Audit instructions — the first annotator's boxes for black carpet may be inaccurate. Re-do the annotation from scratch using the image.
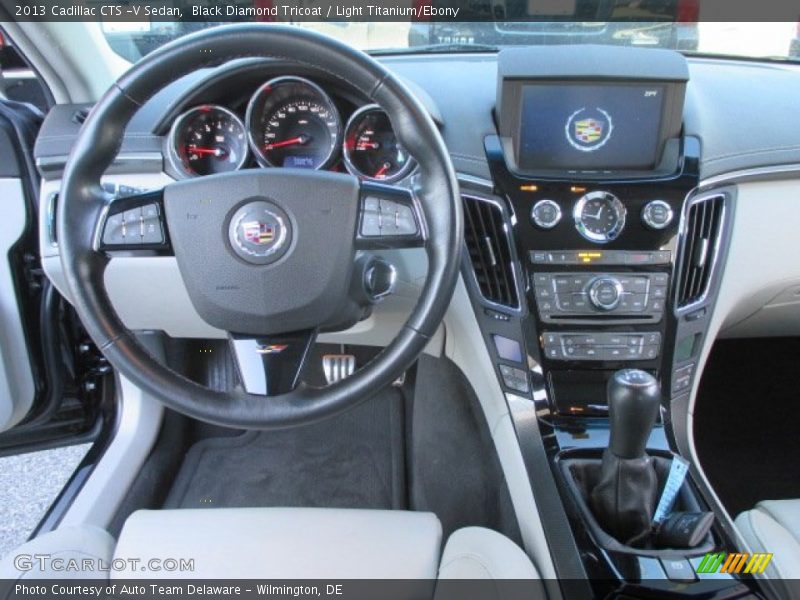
[164,389,406,510]
[694,338,800,518]
[410,355,522,544]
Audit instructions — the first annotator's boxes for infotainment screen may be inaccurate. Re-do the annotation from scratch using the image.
[518,83,666,171]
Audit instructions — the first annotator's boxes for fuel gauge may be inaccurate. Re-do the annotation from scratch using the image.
[343,105,415,183]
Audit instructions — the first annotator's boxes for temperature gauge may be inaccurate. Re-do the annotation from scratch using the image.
[343,105,415,183]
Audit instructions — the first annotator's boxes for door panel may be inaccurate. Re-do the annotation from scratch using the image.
[0,177,35,431]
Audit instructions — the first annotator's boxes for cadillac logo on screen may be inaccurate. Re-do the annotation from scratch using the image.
[565,107,614,152]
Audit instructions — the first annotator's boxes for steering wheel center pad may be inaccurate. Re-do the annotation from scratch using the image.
[166,169,359,335]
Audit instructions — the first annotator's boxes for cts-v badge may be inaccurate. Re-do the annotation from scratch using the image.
[228,199,292,265]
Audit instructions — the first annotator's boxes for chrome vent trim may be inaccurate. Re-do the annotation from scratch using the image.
[462,194,520,310]
[675,193,726,311]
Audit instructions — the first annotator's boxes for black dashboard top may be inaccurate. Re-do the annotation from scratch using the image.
[33,52,800,182]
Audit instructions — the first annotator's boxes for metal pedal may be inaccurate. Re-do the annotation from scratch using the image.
[323,354,356,385]
[392,372,406,387]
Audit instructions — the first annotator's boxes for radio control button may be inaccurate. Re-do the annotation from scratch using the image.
[572,293,589,310]
[556,294,574,310]
[642,345,660,360]
[651,286,667,299]
[589,277,623,310]
[629,277,650,294]
[531,199,562,229]
[642,200,674,230]
[652,273,669,286]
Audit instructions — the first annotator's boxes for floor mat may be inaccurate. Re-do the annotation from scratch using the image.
[694,338,800,518]
[164,389,406,510]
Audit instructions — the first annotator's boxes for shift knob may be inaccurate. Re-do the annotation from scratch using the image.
[607,369,660,459]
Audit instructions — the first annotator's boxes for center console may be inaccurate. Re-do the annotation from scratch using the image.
[487,45,698,417]
[459,45,749,599]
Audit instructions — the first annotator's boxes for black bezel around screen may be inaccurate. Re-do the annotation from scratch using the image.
[499,77,685,178]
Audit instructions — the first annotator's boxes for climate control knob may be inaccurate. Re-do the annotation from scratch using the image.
[588,277,624,311]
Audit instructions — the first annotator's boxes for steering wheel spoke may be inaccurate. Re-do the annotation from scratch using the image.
[355,182,426,250]
[97,188,171,254]
[229,330,317,396]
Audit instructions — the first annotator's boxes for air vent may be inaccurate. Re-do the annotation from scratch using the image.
[676,194,725,309]
[462,195,519,309]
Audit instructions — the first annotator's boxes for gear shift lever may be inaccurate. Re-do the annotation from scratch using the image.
[590,369,661,546]
[607,369,661,458]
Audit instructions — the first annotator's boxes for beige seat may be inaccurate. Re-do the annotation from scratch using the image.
[735,499,800,599]
[1,508,543,598]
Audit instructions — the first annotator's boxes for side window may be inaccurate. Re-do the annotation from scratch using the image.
[0,29,50,113]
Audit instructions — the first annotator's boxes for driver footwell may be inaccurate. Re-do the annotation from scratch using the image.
[163,389,406,510]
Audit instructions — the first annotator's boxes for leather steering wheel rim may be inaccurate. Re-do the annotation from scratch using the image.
[58,24,462,430]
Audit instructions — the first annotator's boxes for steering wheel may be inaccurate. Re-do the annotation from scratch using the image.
[58,25,462,430]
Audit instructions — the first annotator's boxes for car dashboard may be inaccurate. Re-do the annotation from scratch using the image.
[31,40,800,596]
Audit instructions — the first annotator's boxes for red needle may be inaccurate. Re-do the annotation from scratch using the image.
[188,147,221,155]
[374,163,390,178]
[265,135,308,150]
[357,142,379,150]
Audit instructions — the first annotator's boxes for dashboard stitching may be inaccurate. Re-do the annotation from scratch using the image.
[704,144,800,162]
[450,153,488,164]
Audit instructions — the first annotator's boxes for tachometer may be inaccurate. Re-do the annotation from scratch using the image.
[343,105,415,183]
[167,105,248,177]
[246,76,341,170]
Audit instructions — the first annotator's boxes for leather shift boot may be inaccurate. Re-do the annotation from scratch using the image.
[589,449,658,546]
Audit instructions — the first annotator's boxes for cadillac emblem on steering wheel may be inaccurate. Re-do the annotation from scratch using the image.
[228,200,292,265]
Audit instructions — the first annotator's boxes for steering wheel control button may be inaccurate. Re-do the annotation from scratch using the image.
[530,199,562,229]
[141,204,164,244]
[122,208,144,244]
[360,195,418,238]
[642,200,674,230]
[228,200,292,265]
[102,213,126,246]
[589,277,624,311]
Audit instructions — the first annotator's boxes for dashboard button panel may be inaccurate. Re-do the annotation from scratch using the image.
[542,331,662,362]
[533,272,667,322]
[529,249,671,266]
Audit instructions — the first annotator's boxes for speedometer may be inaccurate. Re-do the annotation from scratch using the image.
[246,76,341,170]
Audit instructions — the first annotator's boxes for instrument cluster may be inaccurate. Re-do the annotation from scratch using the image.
[166,75,415,183]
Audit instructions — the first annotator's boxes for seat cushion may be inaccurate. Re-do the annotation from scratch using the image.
[0,526,114,580]
[113,507,442,579]
[736,499,800,580]
[438,527,540,579]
